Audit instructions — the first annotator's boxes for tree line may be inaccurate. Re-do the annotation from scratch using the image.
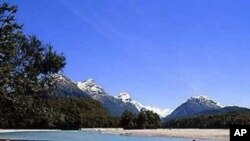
[120,110,161,129]
[163,112,250,129]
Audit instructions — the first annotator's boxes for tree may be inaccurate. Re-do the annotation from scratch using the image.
[0,2,66,127]
[120,110,136,129]
[0,2,66,97]
[0,3,21,98]
[120,110,161,129]
[0,2,24,127]
[145,111,161,129]
[137,111,147,129]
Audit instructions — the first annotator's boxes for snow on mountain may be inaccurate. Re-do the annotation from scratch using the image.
[52,73,69,83]
[50,74,90,98]
[116,92,143,110]
[189,95,223,108]
[77,79,107,96]
[116,92,172,118]
[76,79,171,117]
[164,95,222,120]
[76,79,139,116]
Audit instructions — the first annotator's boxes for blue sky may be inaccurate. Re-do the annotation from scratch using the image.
[11,0,250,109]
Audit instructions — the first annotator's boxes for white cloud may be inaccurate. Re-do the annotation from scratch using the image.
[143,105,172,118]
[117,92,172,118]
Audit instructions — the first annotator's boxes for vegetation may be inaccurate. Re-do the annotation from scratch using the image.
[163,112,250,129]
[120,110,161,129]
[0,2,119,129]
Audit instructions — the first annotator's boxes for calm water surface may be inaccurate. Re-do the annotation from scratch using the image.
[0,131,220,141]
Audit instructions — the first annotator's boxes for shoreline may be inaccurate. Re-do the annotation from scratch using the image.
[0,128,230,140]
[82,128,230,140]
[0,129,60,133]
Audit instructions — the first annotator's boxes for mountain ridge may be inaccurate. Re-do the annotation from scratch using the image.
[76,79,139,116]
[116,92,171,118]
[164,95,222,120]
[52,74,249,120]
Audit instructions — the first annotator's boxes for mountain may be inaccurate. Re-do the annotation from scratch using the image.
[50,74,90,98]
[77,79,139,116]
[165,96,222,120]
[163,106,250,128]
[116,92,171,118]
[196,106,250,115]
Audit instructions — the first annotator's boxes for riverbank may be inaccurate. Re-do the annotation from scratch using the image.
[82,128,229,140]
[0,128,230,140]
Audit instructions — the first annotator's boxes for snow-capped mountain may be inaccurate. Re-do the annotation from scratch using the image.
[116,92,172,118]
[76,79,171,117]
[77,79,139,116]
[50,74,90,98]
[116,92,143,110]
[77,79,107,97]
[164,95,222,120]
[189,96,223,108]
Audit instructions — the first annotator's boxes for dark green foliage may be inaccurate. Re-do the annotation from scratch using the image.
[142,111,161,129]
[120,110,161,129]
[0,2,66,100]
[120,110,137,129]
[137,111,147,129]
[44,98,119,129]
[0,97,119,129]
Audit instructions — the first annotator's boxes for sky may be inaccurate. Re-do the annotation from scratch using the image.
[10,0,250,110]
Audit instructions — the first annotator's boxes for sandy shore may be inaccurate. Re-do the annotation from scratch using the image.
[82,128,230,140]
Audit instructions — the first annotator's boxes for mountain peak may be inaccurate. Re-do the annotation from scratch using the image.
[77,79,106,96]
[188,95,223,108]
[83,78,95,87]
[117,92,132,103]
[165,95,223,120]
[51,74,72,84]
[116,91,171,118]
[86,78,95,83]
[49,74,90,98]
[77,80,139,116]
[190,95,210,101]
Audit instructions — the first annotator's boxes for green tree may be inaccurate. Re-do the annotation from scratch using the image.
[0,2,66,128]
[137,111,147,129]
[145,111,161,129]
[120,110,161,129]
[120,110,136,129]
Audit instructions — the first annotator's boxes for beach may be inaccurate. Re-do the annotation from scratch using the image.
[82,128,230,140]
